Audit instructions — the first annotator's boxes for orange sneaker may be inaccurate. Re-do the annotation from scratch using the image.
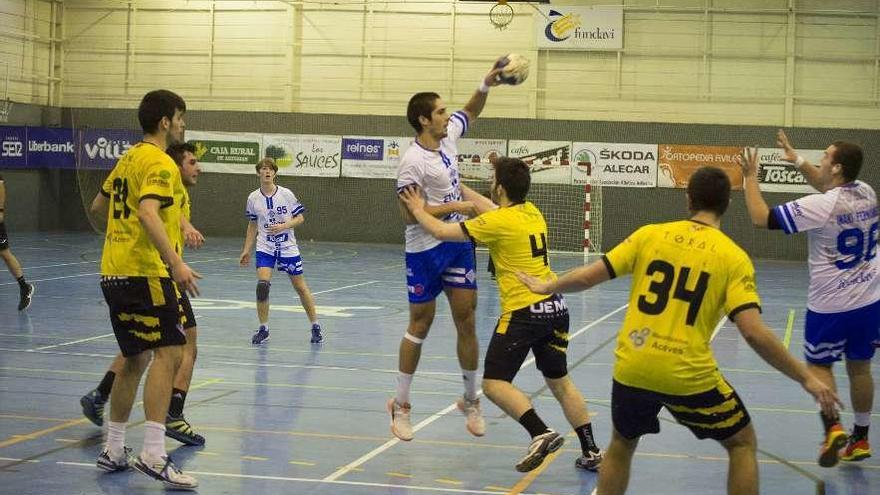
[841,437,871,462]
[818,423,848,468]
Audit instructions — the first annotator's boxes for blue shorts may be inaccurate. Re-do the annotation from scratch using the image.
[405,242,476,304]
[804,299,880,364]
[256,251,303,276]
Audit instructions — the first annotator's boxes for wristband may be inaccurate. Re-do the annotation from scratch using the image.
[795,155,805,167]
[479,80,490,94]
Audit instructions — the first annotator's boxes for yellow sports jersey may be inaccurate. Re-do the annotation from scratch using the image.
[172,185,191,256]
[462,202,557,314]
[100,142,182,277]
[605,220,761,395]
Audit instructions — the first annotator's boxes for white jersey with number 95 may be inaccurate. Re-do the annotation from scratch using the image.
[245,185,305,258]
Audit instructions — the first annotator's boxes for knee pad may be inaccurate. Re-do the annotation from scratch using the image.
[256,280,271,302]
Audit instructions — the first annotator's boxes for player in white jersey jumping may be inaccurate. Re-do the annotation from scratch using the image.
[739,131,878,467]
[240,157,322,345]
[388,60,506,441]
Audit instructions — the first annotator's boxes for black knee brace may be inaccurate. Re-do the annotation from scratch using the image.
[256,280,271,302]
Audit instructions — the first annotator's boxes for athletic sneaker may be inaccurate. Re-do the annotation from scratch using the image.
[80,389,107,427]
[456,396,485,437]
[387,398,413,441]
[818,423,848,468]
[516,430,565,472]
[18,283,34,311]
[575,449,604,471]
[841,436,871,462]
[97,446,131,472]
[165,414,205,446]
[310,323,324,344]
[132,454,198,490]
[251,326,270,345]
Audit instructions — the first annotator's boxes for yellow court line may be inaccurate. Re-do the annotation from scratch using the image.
[783,308,796,349]
[196,451,219,456]
[485,486,513,492]
[289,460,317,466]
[0,414,76,423]
[385,472,413,478]
[435,478,463,486]
[241,455,269,461]
[506,449,563,495]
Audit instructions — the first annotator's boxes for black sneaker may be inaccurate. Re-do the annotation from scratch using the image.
[251,326,269,345]
[310,323,324,344]
[575,449,603,471]
[165,414,205,446]
[515,430,565,472]
[96,446,132,472]
[80,389,107,427]
[18,283,34,311]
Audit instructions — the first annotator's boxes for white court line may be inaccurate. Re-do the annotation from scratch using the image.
[710,317,727,342]
[0,257,238,285]
[53,462,522,494]
[312,280,379,295]
[32,333,115,351]
[214,360,461,376]
[323,303,629,482]
[24,260,97,269]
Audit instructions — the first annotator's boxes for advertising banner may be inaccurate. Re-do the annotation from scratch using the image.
[536,6,623,50]
[508,140,572,184]
[657,144,743,191]
[571,142,657,187]
[187,130,262,174]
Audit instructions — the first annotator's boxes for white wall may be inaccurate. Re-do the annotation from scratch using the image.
[0,0,56,104]
[5,0,880,128]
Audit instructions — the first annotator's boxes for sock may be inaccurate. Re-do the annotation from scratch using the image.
[169,388,187,418]
[820,410,840,434]
[462,369,478,401]
[396,372,413,405]
[575,422,599,453]
[17,276,27,291]
[106,421,126,458]
[96,371,116,398]
[518,408,550,438]
[142,421,167,460]
[853,412,871,440]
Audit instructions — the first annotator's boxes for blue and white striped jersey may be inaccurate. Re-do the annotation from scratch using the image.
[245,185,305,257]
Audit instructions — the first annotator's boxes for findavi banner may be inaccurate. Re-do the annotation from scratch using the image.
[536,6,623,50]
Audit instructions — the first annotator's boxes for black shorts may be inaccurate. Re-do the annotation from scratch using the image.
[0,222,8,251]
[611,379,751,441]
[101,276,186,357]
[178,292,197,330]
[483,294,570,382]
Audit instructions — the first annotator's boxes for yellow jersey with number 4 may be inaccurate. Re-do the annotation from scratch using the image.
[461,201,556,314]
[604,220,761,395]
[100,142,182,277]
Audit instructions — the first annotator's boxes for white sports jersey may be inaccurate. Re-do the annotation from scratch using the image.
[396,110,470,253]
[245,185,305,257]
[773,180,880,313]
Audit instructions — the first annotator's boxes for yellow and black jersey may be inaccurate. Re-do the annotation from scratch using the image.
[100,142,182,277]
[171,185,191,257]
[461,201,557,314]
[604,220,761,395]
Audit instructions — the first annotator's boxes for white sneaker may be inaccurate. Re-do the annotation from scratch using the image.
[387,398,413,441]
[456,396,485,437]
[516,430,565,472]
[132,454,198,490]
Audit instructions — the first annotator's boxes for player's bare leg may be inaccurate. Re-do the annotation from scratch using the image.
[252,267,273,344]
[446,287,484,436]
[291,274,322,343]
[389,301,435,441]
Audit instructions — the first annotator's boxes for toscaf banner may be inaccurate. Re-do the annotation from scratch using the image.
[657,144,744,191]
[187,130,262,174]
[571,142,657,187]
[757,148,822,193]
[507,140,572,184]
[536,6,623,50]
[264,134,341,178]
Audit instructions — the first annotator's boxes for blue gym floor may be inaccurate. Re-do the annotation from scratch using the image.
[0,232,877,494]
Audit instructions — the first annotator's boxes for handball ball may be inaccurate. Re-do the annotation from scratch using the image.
[494,53,530,85]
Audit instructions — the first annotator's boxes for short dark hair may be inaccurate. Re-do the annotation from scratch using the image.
[166,142,196,167]
[406,92,440,133]
[494,157,531,204]
[831,141,863,181]
[256,157,278,173]
[687,166,731,216]
[138,90,186,135]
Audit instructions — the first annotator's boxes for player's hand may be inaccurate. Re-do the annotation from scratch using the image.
[399,186,426,212]
[802,375,844,418]
[485,66,504,88]
[183,227,205,249]
[267,223,288,235]
[239,251,250,267]
[516,272,554,295]
[736,147,759,178]
[171,261,202,297]
[776,129,798,163]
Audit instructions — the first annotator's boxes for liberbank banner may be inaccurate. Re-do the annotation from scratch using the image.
[536,6,623,50]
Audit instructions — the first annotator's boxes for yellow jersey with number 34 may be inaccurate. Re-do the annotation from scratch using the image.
[100,142,182,277]
[604,220,761,395]
[461,201,556,314]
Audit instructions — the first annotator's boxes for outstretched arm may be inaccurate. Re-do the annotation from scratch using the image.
[460,60,504,123]
[777,129,823,191]
[517,258,612,295]
[737,147,771,228]
[399,187,469,241]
